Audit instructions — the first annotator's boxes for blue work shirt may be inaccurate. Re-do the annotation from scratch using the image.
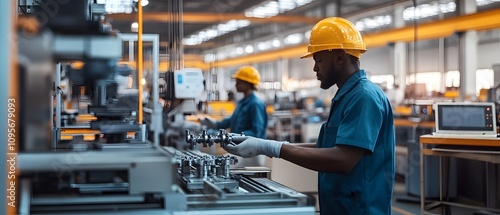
[216,92,267,138]
[317,70,395,215]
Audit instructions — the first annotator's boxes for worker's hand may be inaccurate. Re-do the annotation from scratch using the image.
[223,136,286,158]
[200,117,217,129]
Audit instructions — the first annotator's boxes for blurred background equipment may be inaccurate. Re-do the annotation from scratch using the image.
[9,0,500,214]
[14,0,315,214]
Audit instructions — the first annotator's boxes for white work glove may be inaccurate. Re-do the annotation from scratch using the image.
[223,136,287,158]
[200,117,217,129]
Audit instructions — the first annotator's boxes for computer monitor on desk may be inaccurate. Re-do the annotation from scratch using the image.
[433,102,498,138]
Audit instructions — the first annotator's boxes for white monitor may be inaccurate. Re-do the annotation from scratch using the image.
[433,102,497,137]
[173,68,204,99]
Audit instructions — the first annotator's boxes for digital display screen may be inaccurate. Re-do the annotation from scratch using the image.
[438,105,494,131]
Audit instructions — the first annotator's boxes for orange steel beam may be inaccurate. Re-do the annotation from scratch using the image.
[362,8,500,47]
[108,12,321,24]
[117,60,210,72]
[110,9,500,69]
[212,8,500,68]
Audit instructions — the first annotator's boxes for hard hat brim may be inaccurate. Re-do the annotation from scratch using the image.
[232,75,258,85]
[300,52,313,59]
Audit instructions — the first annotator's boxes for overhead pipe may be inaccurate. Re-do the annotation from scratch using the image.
[108,12,321,24]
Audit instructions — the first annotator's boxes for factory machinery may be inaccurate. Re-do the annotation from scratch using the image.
[18,130,314,214]
[15,0,315,214]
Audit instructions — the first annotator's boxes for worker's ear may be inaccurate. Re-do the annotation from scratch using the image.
[333,50,346,65]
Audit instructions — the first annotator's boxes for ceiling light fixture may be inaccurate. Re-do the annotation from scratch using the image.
[355,15,392,31]
[284,33,303,45]
[245,0,315,18]
[403,1,456,21]
[245,45,254,54]
[131,22,138,32]
[183,20,250,46]
[236,47,244,55]
[272,38,281,47]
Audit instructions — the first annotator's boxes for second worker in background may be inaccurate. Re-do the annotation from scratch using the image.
[202,66,268,167]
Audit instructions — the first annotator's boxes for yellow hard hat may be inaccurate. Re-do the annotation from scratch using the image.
[232,66,260,85]
[301,17,366,59]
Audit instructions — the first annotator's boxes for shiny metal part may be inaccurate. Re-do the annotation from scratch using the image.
[175,150,239,191]
[185,129,247,147]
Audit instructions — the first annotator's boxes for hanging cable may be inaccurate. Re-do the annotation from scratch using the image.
[164,0,184,113]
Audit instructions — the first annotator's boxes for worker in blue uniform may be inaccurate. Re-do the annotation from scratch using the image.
[223,17,395,215]
[203,66,268,166]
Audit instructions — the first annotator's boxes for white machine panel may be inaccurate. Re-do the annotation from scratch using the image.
[174,68,204,99]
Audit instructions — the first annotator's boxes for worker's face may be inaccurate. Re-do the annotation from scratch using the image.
[235,79,250,93]
[313,50,343,89]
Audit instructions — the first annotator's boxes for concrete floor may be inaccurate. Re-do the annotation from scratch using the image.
[310,181,488,215]
[273,154,496,215]
[391,181,494,215]
[391,182,421,215]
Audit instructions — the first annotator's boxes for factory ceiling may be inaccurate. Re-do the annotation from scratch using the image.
[106,0,404,55]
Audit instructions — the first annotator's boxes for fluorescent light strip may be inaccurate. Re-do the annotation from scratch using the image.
[184,20,250,46]
[188,0,317,47]
[245,0,315,18]
[355,15,392,31]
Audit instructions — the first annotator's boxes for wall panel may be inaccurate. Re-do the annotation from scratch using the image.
[361,46,391,75]
[478,42,500,69]
[289,57,315,80]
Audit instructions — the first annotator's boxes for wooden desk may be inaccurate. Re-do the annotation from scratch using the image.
[394,118,435,129]
[419,135,500,214]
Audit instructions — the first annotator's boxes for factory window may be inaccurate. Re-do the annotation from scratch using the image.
[369,75,395,90]
[406,72,442,93]
[476,69,495,94]
[445,71,460,88]
[261,82,282,90]
[446,69,494,95]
